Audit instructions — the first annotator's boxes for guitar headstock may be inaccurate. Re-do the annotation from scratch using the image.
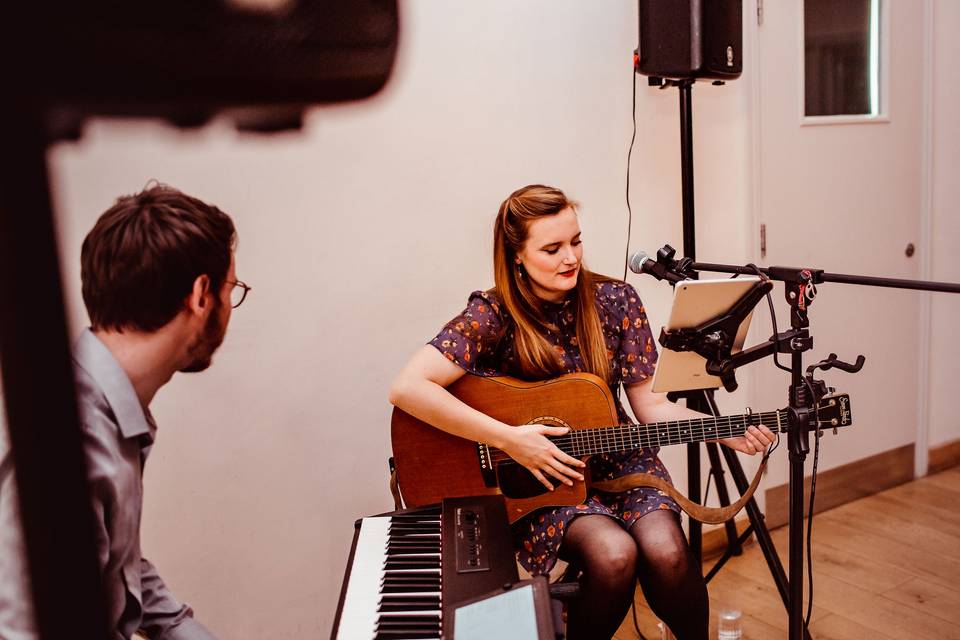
[815,393,853,431]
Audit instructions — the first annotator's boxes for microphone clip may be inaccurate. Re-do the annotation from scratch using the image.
[651,244,696,284]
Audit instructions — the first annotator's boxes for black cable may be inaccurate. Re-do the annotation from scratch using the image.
[704,466,714,505]
[748,264,791,374]
[766,427,782,458]
[0,451,14,513]
[737,264,814,624]
[766,294,792,374]
[735,267,784,454]
[740,261,818,628]
[631,600,649,640]
[738,264,792,374]
[624,57,638,282]
[714,268,786,458]
[803,377,821,628]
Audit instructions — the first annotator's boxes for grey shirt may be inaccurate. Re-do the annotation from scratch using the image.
[0,329,215,639]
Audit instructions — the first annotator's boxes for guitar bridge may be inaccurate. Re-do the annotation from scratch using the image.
[476,443,498,488]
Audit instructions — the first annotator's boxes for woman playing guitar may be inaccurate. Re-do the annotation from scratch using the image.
[389,184,775,640]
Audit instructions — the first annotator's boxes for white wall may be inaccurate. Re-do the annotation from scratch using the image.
[43,3,753,637]
[929,0,960,448]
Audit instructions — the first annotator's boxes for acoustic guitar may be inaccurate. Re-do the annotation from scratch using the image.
[391,373,852,523]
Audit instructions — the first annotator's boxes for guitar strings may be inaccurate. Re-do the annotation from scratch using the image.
[492,413,777,462]
[538,411,782,451]
[487,410,785,464]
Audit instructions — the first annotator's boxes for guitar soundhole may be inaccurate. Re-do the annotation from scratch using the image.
[495,463,549,499]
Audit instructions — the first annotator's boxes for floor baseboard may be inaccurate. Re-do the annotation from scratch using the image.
[764,444,915,529]
[929,438,960,474]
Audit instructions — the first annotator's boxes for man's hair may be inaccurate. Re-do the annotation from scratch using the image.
[81,184,236,332]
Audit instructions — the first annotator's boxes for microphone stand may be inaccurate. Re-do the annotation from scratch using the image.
[643,71,960,639]
[641,65,960,637]
[647,76,813,638]
[647,246,960,640]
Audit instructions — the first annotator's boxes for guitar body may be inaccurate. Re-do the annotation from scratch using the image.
[390,373,619,523]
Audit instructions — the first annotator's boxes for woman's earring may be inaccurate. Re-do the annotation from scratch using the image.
[516,262,525,278]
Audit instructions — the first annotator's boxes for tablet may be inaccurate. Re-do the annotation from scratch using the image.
[447,577,555,640]
[651,276,761,393]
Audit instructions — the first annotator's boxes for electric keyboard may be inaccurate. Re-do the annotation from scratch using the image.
[331,496,518,639]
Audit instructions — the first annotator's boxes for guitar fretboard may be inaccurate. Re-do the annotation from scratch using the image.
[489,409,785,463]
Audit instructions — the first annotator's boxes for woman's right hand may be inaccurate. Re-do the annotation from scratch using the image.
[499,424,586,491]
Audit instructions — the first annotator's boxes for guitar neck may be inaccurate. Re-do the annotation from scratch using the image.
[545,409,786,458]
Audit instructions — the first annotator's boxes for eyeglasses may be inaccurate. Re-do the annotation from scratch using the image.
[226,279,251,308]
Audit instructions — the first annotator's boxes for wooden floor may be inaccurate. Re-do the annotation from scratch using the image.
[614,466,960,640]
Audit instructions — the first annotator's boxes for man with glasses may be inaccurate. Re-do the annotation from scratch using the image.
[0,184,249,639]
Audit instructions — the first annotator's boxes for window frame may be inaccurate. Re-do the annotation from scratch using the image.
[799,0,890,126]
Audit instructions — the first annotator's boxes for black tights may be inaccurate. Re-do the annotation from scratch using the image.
[557,511,708,640]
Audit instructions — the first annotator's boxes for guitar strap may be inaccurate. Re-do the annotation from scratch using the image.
[591,453,768,524]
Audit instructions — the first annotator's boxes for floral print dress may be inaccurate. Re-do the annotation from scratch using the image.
[428,279,681,575]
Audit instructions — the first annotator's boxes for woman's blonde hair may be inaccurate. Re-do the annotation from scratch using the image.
[492,184,612,382]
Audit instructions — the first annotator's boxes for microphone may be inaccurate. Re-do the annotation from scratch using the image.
[628,249,685,284]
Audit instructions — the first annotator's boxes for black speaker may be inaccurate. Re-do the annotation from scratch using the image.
[638,0,743,81]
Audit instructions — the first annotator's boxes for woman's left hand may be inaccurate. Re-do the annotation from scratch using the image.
[720,424,777,455]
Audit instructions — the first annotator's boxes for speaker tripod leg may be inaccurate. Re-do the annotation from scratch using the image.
[679,390,741,566]
[677,391,714,565]
[698,390,811,639]
[705,441,742,556]
[695,390,742,559]
[686,442,702,563]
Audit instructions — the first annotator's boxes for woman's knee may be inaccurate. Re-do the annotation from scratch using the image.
[565,517,638,582]
[604,533,639,577]
[630,512,694,574]
[583,532,638,583]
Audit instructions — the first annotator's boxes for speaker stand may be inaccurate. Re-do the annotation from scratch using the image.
[659,78,811,640]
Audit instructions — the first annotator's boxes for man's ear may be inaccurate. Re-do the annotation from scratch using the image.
[185,274,213,315]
